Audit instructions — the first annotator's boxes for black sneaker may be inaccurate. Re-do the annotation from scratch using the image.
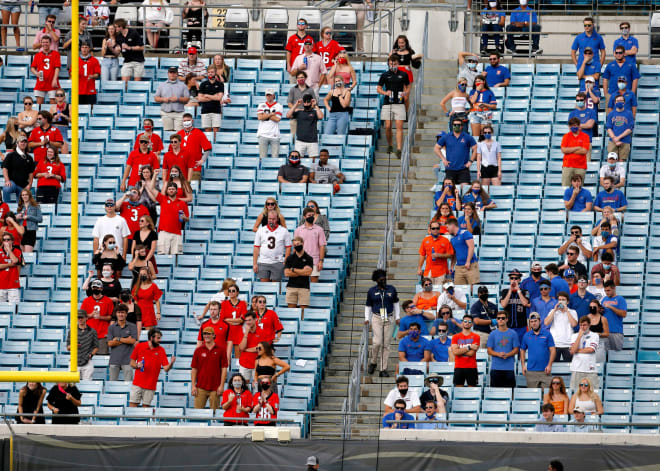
[379,370,390,377]
[387,145,393,154]
[368,363,377,375]
[396,149,402,158]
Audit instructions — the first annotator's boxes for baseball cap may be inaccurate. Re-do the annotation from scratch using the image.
[202,326,215,334]
[306,456,319,466]
[265,88,276,96]
[531,261,543,271]
[607,152,619,160]
[104,198,115,207]
[508,268,522,276]
[187,46,198,54]
[168,66,178,73]
[77,309,87,318]
[91,279,103,289]
[442,281,455,290]
[584,76,595,83]
[17,135,27,142]
[563,268,576,278]
[529,312,541,320]
[477,285,489,294]
[573,406,585,414]
[303,38,313,45]
[584,46,593,53]
[617,76,627,82]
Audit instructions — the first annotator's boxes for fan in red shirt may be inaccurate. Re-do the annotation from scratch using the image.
[28,111,64,163]
[34,146,66,204]
[162,134,190,180]
[30,35,61,104]
[121,139,160,191]
[0,213,23,248]
[221,372,253,424]
[133,119,164,159]
[0,233,22,303]
[450,315,481,387]
[285,18,314,71]
[253,295,284,344]
[132,267,162,328]
[238,312,267,378]
[314,27,345,67]
[0,199,10,223]
[80,279,115,354]
[191,326,229,410]
[115,188,150,239]
[252,378,280,426]
[78,42,101,105]
[177,113,211,181]
[197,301,230,360]
[130,328,176,407]
[145,182,190,255]
[220,286,247,356]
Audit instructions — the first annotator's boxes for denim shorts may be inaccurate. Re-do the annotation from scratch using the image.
[469,110,492,124]
[0,3,21,13]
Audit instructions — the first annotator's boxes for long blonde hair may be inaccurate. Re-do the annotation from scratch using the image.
[4,117,20,144]
[577,377,599,401]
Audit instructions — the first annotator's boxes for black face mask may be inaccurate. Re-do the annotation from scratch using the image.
[531,271,541,279]
[398,388,408,397]
[479,293,489,302]
[138,254,147,260]
[260,382,271,391]
[589,306,598,314]
[294,245,304,253]
[377,279,386,288]
[92,289,102,295]
[140,275,148,281]
[305,216,315,224]
[120,294,130,302]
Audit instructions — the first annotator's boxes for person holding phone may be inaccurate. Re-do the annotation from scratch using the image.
[544,292,578,362]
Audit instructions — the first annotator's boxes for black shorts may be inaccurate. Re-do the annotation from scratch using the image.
[490,369,516,388]
[480,165,499,179]
[22,229,37,247]
[453,367,479,386]
[445,168,471,185]
[79,94,97,105]
[36,186,60,204]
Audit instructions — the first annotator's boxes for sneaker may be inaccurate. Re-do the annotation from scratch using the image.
[396,149,402,158]
[379,370,390,377]
[480,48,488,56]
[498,45,504,54]
[506,45,517,55]
[368,363,377,375]
[387,145,393,153]
[532,47,543,55]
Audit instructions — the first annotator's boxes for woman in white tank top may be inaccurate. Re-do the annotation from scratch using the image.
[440,78,470,133]
[476,124,502,185]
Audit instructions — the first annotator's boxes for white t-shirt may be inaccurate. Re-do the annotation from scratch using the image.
[436,288,467,314]
[548,308,578,347]
[384,387,421,411]
[254,224,292,264]
[458,65,478,88]
[477,140,501,167]
[599,163,626,185]
[562,237,592,265]
[587,286,605,302]
[570,330,599,373]
[592,235,618,263]
[256,101,283,139]
[91,215,131,255]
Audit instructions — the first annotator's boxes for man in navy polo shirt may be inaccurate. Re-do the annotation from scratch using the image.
[571,17,606,68]
[607,77,637,116]
[520,312,556,389]
[434,117,477,185]
[398,322,431,366]
[594,176,628,214]
[613,21,638,65]
[484,52,510,88]
[576,47,601,91]
[602,45,640,96]
[521,261,546,302]
[447,218,479,285]
[563,174,593,212]
[602,280,627,352]
[605,94,634,161]
[569,276,596,318]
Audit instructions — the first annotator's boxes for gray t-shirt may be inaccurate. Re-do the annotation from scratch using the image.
[311,162,340,183]
[458,64,479,88]
[107,321,138,366]
[287,85,318,106]
[278,163,309,183]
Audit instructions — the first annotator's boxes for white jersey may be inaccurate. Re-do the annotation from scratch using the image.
[256,101,283,139]
[254,224,292,264]
[570,331,599,373]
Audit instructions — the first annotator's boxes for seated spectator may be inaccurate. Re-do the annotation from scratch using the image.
[80,279,114,354]
[433,177,461,212]
[278,151,309,184]
[92,234,126,277]
[468,75,497,138]
[568,92,597,154]
[569,315,600,389]
[544,291,578,362]
[606,94,634,161]
[476,125,501,186]
[416,400,447,429]
[254,341,289,391]
[253,296,284,344]
[569,276,597,319]
[252,374,280,426]
[568,377,603,416]
[563,173,592,213]
[567,406,596,432]
[437,280,467,312]
[28,110,63,164]
[252,197,287,232]
[586,298,608,364]
[486,311,519,388]
[130,328,175,408]
[462,180,496,211]
[431,306,461,336]
[458,202,481,236]
[17,382,46,424]
[309,150,344,195]
[195,278,236,322]
[530,280,557,324]
[132,266,162,330]
[398,299,432,339]
[599,152,626,189]
[563,272,577,295]
[558,246,588,280]
[591,220,618,263]
[284,237,313,313]
[221,283,247,358]
[107,304,138,381]
[505,0,542,54]
[221,373,252,425]
[428,323,453,362]
[435,116,477,186]
[470,285,497,347]
[500,269,531,342]
[591,252,619,286]
[286,94,323,161]
[297,200,330,241]
[412,278,441,318]
[418,222,454,282]
[145,181,189,255]
[480,1,505,54]
[323,77,351,135]
[34,146,66,204]
[558,225,592,265]
[594,176,627,214]
[85,264,121,302]
[85,0,110,29]
[47,382,82,424]
[419,375,449,414]
[456,52,479,88]
[138,0,173,49]
[430,203,456,234]
[256,88,283,159]
[544,263,570,298]
[450,314,481,387]
[398,322,431,371]
[294,209,326,283]
[602,46,639,98]
[66,309,99,381]
[383,376,421,414]
[602,281,626,352]
[543,376,569,416]
[535,403,565,432]
[191,326,228,411]
[134,166,159,223]
[382,398,415,429]
[593,204,620,236]
[560,119,589,187]
[587,270,605,301]
[606,76,638,117]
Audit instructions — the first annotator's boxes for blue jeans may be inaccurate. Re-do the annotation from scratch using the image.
[102,57,119,82]
[3,180,23,204]
[325,112,350,135]
[38,6,62,26]
[481,23,503,49]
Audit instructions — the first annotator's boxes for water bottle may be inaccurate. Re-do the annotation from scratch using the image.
[431,247,435,261]
[39,70,44,82]
[303,56,308,67]
[139,357,145,372]
[178,210,184,222]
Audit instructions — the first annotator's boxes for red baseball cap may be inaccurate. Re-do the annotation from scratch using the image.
[188,46,198,54]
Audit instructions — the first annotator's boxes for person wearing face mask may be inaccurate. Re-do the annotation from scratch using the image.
[294,208,326,283]
[456,52,480,88]
[377,55,410,158]
[587,270,605,301]
[417,222,453,284]
[80,279,115,355]
[91,234,126,279]
[468,75,497,138]
[161,165,193,203]
[440,80,470,135]
[580,75,601,110]
[325,50,356,91]
[86,263,122,303]
[519,312,556,389]
[469,285,498,347]
[571,17,606,70]
[433,177,462,212]
[480,0,505,55]
[121,135,160,192]
[397,323,431,373]
[569,276,597,320]
[130,328,176,407]
[605,96,634,161]
[253,210,292,283]
[437,280,467,312]
[544,292,578,363]
[128,244,156,285]
[116,186,150,240]
[33,146,66,204]
[107,304,138,381]
[594,175,628,215]
[591,220,619,264]
[286,94,323,161]
[315,27,346,69]
[92,200,131,257]
[397,300,432,340]
[568,92,597,154]
[520,261,547,302]
[132,267,162,329]
[450,315,481,387]
[133,119,164,159]
[590,252,620,286]
[384,376,421,414]
[365,269,401,377]
[585,299,609,364]
[560,118,589,187]
[257,89,284,159]
[505,0,542,54]
[461,180,496,211]
[428,322,454,362]
[613,21,638,65]
[175,112,211,181]
[119,288,143,334]
[191,326,228,411]
[323,78,351,135]
[284,236,314,314]
[486,311,519,388]
[287,71,318,139]
[601,280,627,353]
[602,46,639,98]
[221,373,252,424]
[382,398,416,429]
[476,125,501,185]
[254,341,289,395]
[252,374,280,426]
[599,152,626,189]
[278,151,310,184]
[27,110,63,164]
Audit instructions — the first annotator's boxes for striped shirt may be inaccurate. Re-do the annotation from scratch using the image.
[178,59,207,79]
[66,326,99,367]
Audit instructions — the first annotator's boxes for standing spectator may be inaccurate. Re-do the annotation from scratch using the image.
[521,261,547,302]
[49,90,70,155]
[0,0,22,50]
[256,88,283,159]
[17,382,47,425]
[468,75,497,138]
[31,36,61,106]
[569,276,596,319]
[461,180,496,211]
[28,110,63,163]
[544,292,578,362]
[132,266,162,329]
[535,403,565,432]
[447,219,479,285]
[80,279,114,354]
[85,0,110,29]
[221,373,252,425]
[430,203,456,234]
[576,47,601,92]
[456,52,479,88]
[238,312,267,382]
[120,289,143,334]
[130,216,157,275]
[382,399,416,429]
[122,134,160,192]
[92,198,130,256]
[66,310,99,381]
[560,118,589,187]
[212,54,231,83]
[162,134,190,180]
[365,269,400,377]
[154,68,190,133]
[116,188,150,241]
[568,92,597,152]
[253,296,284,344]
[323,78,351,135]
[32,14,60,50]
[291,38,327,91]
[287,71,317,139]
[191,326,228,410]
[520,312,556,389]
[326,50,356,91]
[613,21,638,65]
[46,383,82,424]
[563,174,592,212]
[309,150,344,194]
[435,117,477,186]
[107,304,138,381]
[220,284,247,359]
[530,280,557,323]
[284,237,313,313]
[278,151,309,184]
[383,376,421,413]
[198,65,224,140]
[130,328,176,407]
[178,113,211,181]
[114,18,145,84]
[600,152,626,189]
[417,221,453,284]
[77,42,101,106]
[605,94,634,161]
[480,0,505,55]
[500,269,530,343]
[91,235,125,278]
[586,298,609,364]
[476,125,501,185]
[197,301,230,364]
[397,322,431,371]
[286,94,323,161]
[285,18,313,76]
[0,213,23,249]
[569,316,599,389]
[470,285,497,347]
[252,372,280,426]
[571,17,606,70]
[253,210,291,283]
[594,176,628,214]
[543,376,569,416]
[601,281,626,352]
[0,118,22,158]
[101,24,120,81]
[18,97,38,134]
[349,0,370,54]
[145,181,189,254]
[34,146,65,204]
[487,311,519,388]
[377,55,410,158]
[390,35,421,112]
[138,0,173,50]
[252,197,287,232]
[62,17,92,67]
[451,314,481,387]
[15,189,41,253]
[505,0,542,54]
[602,46,639,98]
[294,208,326,283]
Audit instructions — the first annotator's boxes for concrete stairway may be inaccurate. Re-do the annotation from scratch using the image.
[310,59,458,440]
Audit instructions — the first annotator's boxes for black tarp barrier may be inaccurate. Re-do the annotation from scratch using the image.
[3,436,660,470]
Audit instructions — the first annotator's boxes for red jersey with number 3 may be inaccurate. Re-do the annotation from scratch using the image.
[313,40,345,67]
[79,56,101,95]
[119,201,149,238]
[0,246,22,290]
[126,150,160,186]
[80,295,115,338]
[34,159,66,188]
[285,33,314,67]
[29,126,63,163]
[32,49,61,92]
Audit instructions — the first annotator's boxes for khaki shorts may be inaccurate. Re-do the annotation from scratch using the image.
[454,262,480,285]
[34,90,57,100]
[121,61,145,79]
[561,167,586,187]
[201,113,222,129]
[129,385,155,405]
[381,104,406,122]
[190,171,202,181]
[157,231,183,255]
[194,387,220,410]
[607,141,630,161]
[525,370,551,389]
[286,287,310,306]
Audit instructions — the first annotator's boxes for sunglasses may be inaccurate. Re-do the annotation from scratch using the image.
[139,140,149,144]
[266,202,276,206]
[202,332,214,335]
[488,58,498,61]
[614,51,624,54]
[297,22,306,25]
[2,238,11,241]
[496,317,507,320]
[257,300,266,304]
[228,289,238,293]
[580,383,589,387]
[575,100,584,104]
[47,20,55,23]
[324,31,332,35]
[462,320,473,324]
[583,23,593,27]
[509,277,521,281]
[256,347,262,351]
[584,51,593,54]
[567,252,577,256]
[56,93,65,97]
[437,329,448,333]
[440,311,450,316]
[424,406,435,409]
[24,102,33,105]
[540,286,550,290]
[571,231,581,234]
[551,381,561,385]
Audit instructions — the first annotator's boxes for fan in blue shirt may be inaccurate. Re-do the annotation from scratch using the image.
[594,176,628,212]
[601,49,640,95]
[613,23,638,65]
[571,18,606,68]
[435,129,477,172]
[606,100,634,147]
[607,89,637,115]
[382,399,416,429]
[563,174,593,212]
[484,57,510,88]
[576,48,601,91]
[568,95,597,142]
[398,323,431,362]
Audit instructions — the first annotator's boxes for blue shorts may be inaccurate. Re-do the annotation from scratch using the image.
[0,4,21,13]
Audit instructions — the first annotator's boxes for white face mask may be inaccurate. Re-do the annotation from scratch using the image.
[489,1,497,6]
[182,120,193,129]
[102,270,112,278]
